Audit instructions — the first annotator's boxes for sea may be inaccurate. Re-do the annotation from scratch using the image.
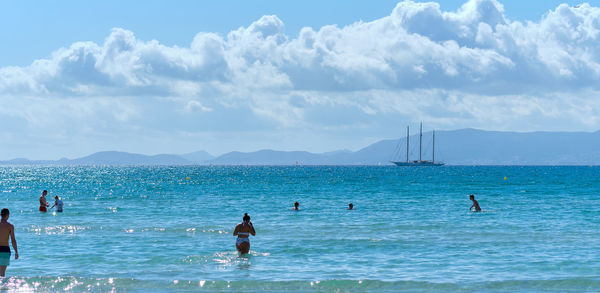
[0,166,599,292]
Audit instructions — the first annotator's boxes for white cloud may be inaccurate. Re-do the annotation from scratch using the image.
[185,100,213,113]
[2,0,600,157]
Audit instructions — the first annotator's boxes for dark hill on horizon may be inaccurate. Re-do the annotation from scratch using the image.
[1,129,600,165]
[70,151,191,165]
[205,129,600,165]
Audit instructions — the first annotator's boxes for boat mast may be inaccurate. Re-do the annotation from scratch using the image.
[419,122,422,162]
[433,130,435,163]
[406,126,409,163]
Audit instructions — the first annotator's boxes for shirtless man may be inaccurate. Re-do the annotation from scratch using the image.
[469,194,482,212]
[0,208,18,277]
[39,190,49,212]
[233,213,255,254]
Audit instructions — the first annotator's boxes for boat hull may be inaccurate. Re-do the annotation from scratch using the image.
[391,161,444,166]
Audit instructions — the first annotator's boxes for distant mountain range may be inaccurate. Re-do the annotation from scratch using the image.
[2,129,600,165]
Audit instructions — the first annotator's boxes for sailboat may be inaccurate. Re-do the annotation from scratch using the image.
[391,123,444,166]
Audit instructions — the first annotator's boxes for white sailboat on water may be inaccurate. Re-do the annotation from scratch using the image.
[391,123,444,166]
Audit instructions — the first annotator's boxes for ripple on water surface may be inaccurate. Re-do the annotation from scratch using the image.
[0,166,599,291]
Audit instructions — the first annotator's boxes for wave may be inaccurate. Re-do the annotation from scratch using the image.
[1,276,600,292]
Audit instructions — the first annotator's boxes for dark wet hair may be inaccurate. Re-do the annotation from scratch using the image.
[1,208,9,217]
[294,201,299,207]
[469,194,475,199]
[243,213,250,222]
[43,190,47,194]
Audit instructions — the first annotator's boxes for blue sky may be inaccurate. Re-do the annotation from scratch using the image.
[1,0,600,159]
[0,0,590,66]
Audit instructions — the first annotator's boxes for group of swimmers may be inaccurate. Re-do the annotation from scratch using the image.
[39,190,64,213]
[0,191,483,276]
[0,190,63,277]
[233,201,354,254]
[234,196,482,254]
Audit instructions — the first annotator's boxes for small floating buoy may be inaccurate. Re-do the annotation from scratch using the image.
[186,177,190,180]
[504,176,507,180]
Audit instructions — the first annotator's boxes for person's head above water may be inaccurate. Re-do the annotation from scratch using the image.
[55,196,59,200]
[243,213,250,223]
[469,194,475,200]
[1,208,9,220]
[348,203,353,209]
[294,201,299,209]
[42,190,47,196]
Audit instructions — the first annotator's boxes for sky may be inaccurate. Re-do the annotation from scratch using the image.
[1,0,600,159]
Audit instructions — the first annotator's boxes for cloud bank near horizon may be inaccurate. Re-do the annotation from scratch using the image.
[2,0,600,157]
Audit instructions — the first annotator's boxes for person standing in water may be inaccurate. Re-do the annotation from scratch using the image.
[50,196,63,212]
[0,208,18,277]
[469,194,482,212]
[233,213,255,254]
[292,201,299,210]
[39,190,49,212]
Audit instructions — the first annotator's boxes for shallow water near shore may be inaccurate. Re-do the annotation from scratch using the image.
[0,166,599,292]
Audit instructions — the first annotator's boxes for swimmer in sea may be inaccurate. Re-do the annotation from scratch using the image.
[292,201,299,210]
[0,208,19,277]
[39,190,49,212]
[233,213,255,254]
[347,203,354,210]
[50,196,63,212]
[469,194,482,212]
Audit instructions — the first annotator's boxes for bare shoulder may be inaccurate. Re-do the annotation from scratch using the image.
[4,222,14,230]
[0,221,12,230]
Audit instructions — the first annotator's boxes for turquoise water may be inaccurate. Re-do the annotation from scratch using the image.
[0,166,599,292]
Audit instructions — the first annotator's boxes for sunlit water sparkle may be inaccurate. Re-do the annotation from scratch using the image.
[0,166,599,292]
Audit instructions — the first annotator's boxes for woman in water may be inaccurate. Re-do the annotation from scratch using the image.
[233,213,255,254]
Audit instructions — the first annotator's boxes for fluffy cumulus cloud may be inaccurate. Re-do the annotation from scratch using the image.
[2,0,600,157]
